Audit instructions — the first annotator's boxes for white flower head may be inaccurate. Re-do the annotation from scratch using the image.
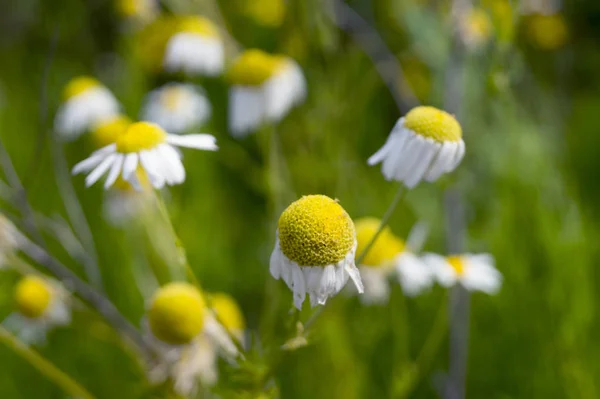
[163,16,224,76]
[368,106,465,188]
[4,275,71,344]
[54,76,120,141]
[423,253,502,295]
[141,83,212,134]
[270,195,363,310]
[72,121,217,190]
[395,252,434,297]
[145,283,237,395]
[353,217,404,305]
[227,49,306,137]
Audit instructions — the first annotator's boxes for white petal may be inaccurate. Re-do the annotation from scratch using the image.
[291,265,306,310]
[167,134,218,151]
[422,253,457,287]
[345,263,364,293]
[269,245,282,280]
[424,141,457,182]
[403,140,440,188]
[85,154,116,187]
[393,134,427,183]
[319,265,337,297]
[104,154,124,189]
[122,153,139,180]
[159,144,186,184]
[139,150,165,189]
[448,139,465,171]
[72,148,113,175]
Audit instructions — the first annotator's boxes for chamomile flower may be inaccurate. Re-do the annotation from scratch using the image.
[0,214,20,268]
[209,292,245,342]
[72,121,218,190]
[163,16,224,76]
[368,106,465,188]
[423,253,502,294]
[146,283,237,394]
[354,218,432,303]
[54,76,120,140]
[459,8,493,50]
[227,49,306,136]
[4,275,71,344]
[270,195,363,310]
[141,83,212,134]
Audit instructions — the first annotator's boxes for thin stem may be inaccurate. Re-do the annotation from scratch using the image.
[356,184,405,265]
[0,325,96,399]
[153,192,199,286]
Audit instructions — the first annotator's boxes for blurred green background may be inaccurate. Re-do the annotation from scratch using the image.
[1,0,599,398]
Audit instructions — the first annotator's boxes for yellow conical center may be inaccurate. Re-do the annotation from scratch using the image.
[62,76,100,101]
[447,256,465,276]
[355,217,405,267]
[243,0,285,27]
[465,9,492,43]
[161,86,187,111]
[403,106,462,142]
[278,195,355,267]
[527,14,568,50]
[92,115,132,148]
[210,292,245,333]
[148,282,206,345]
[176,16,219,38]
[115,122,166,153]
[227,49,287,86]
[14,275,52,319]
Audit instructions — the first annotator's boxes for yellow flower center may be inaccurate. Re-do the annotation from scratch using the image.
[161,86,187,111]
[62,76,100,101]
[278,195,355,267]
[227,49,287,86]
[92,115,132,148]
[111,168,151,192]
[527,14,568,50]
[243,0,285,27]
[115,122,167,153]
[465,9,492,43]
[148,282,206,345]
[14,275,52,319]
[355,217,405,267]
[403,106,462,142]
[177,16,219,38]
[447,256,465,276]
[209,292,245,333]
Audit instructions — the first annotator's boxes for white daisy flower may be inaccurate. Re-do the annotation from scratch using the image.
[4,275,71,344]
[353,218,433,303]
[54,76,120,141]
[0,214,20,268]
[146,283,238,395]
[423,253,502,294]
[368,106,466,189]
[270,195,363,310]
[141,83,212,134]
[163,16,224,76]
[72,121,218,190]
[227,49,306,137]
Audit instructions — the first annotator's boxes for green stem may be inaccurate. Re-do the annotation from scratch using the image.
[356,184,405,265]
[394,299,448,398]
[153,192,199,287]
[0,325,95,399]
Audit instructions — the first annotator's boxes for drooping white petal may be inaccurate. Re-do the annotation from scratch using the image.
[104,154,124,189]
[122,153,139,181]
[291,265,306,310]
[424,140,457,182]
[85,154,116,187]
[403,138,440,188]
[167,134,218,151]
[158,144,186,184]
[345,263,364,294]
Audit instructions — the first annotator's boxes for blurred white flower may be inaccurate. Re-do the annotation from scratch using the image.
[368,106,465,188]
[103,172,153,226]
[396,252,434,297]
[54,76,120,141]
[227,49,306,137]
[72,121,217,190]
[141,83,212,134]
[145,283,238,395]
[4,275,71,344]
[270,195,363,310]
[422,253,502,294]
[163,16,224,76]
